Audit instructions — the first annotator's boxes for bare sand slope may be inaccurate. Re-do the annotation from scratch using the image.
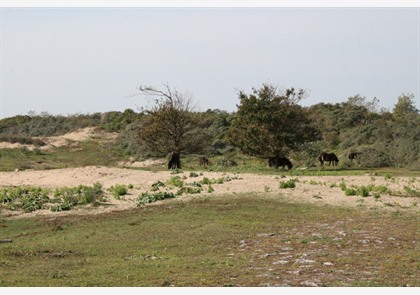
[1,166,418,219]
[0,127,118,151]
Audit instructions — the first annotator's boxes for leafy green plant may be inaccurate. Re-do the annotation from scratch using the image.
[151,180,165,191]
[52,182,104,211]
[136,191,176,206]
[108,184,128,199]
[177,187,202,195]
[167,176,184,188]
[344,188,357,196]
[279,179,297,189]
[339,180,347,191]
[207,185,215,193]
[0,186,50,212]
[200,177,212,185]
[371,185,390,194]
[357,186,370,197]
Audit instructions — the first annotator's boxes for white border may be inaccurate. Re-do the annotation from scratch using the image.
[0,0,419,8]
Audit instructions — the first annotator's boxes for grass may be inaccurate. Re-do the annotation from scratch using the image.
[0,193,418,287]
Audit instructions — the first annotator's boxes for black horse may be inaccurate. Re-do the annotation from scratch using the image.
[268,157,293,170]
[318,153,339,166]
[168,151,181,169]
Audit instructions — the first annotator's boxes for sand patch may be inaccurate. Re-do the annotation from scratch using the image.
[1,166,418,219]
[0,127,118,151]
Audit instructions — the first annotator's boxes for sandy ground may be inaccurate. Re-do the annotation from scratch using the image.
[1,165,419,219]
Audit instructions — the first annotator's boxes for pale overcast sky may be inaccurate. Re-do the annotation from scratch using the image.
[0,4,419,118]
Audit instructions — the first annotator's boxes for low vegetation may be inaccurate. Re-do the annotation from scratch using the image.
[0,183,106,213]
[0,194,418,287]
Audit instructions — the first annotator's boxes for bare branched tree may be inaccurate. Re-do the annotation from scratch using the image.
[135,83,203,155]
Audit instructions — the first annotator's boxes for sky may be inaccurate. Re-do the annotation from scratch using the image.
[0,2,419,118]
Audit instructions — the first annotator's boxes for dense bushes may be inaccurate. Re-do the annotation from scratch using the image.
[307,97,419,169]
[0,113,101,137]
[0,109,143,137]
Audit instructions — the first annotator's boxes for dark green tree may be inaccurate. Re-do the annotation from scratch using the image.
[228,84,320,158]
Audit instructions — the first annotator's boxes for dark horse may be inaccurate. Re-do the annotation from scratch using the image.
[168,151,181,169]
[318,153,339,166]
[268,157,293,170]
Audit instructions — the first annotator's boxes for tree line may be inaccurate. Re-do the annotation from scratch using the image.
[0,83,418,169]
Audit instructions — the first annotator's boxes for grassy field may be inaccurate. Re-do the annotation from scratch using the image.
[0,193,418,287]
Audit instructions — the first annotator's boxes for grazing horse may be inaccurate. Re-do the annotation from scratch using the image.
[318,153,339,166]
[168,151,181,169]
[268,157,293,170]
[198,156,212,167]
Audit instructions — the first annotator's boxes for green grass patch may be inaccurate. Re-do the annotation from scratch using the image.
[0,194,418,287]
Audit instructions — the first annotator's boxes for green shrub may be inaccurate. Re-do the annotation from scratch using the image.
[344,188,357,196]
[339,180,347,191]
[371,185,390,194]
[151,181,165,191]
[357,186,370,197]
[200,177,212,185]
[207,185,215,193]
[279,179,296,189]
[166,176,184,188]
[136,191,176,206]
[108,184,128,199]
[177,187,202,195]
[52,182,104,211]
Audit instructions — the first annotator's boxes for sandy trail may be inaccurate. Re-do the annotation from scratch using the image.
[0,166,418,219]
